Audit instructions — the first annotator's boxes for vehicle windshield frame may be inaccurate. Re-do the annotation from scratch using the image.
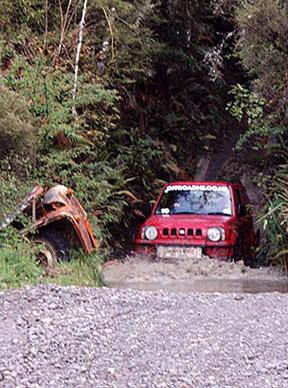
[154,184,233,216]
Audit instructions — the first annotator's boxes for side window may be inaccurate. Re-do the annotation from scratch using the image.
[234,189,245,217]
[241,189,249,205]
[241,189,253,214]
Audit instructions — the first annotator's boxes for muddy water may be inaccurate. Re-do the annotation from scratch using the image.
[104,256,288,294]
[106,278,288,294]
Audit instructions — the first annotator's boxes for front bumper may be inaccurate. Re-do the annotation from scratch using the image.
[133,242,235,259]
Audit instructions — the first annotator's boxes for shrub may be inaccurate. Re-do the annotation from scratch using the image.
[256,166,288,269]
[0,80,36,158]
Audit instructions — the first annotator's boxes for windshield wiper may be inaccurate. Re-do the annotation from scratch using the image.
[172,211,199,215]
[207,212,230,216]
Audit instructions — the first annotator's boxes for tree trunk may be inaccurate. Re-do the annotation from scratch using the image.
[72,0,88,116]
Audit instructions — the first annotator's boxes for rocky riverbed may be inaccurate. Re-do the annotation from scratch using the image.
[1,283,288,387]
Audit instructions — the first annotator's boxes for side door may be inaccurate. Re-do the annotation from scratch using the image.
[240,188,255,251]
[233,188,247,253]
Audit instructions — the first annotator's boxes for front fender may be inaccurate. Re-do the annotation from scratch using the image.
[229,228,238,246]
[24,209,97,254]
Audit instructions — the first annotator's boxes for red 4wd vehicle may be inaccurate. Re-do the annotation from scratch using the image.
[133,181,259,266]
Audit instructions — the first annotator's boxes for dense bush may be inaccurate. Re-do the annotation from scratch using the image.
[256,166,288,269]
[226,0,288,267]
[0,80,35,158]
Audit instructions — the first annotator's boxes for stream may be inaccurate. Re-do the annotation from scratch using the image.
[104,256,288,294]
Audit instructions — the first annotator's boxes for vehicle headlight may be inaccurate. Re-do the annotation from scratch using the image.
[207,227,225,242]
[143,226,158,240]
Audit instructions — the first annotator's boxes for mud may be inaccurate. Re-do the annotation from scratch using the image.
[104,256,288,294]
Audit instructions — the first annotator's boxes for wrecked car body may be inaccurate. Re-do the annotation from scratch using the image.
[0,185,97,265]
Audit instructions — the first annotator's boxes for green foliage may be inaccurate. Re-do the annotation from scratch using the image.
[256,166,288,269]
[235,0,288,99]
[70,249,103,286]
[0,0,46,37]
[84,0,159,83]
[0,229,104,289]
[41,249,104,287]
[227,84,270,150]
[0,229,43,288]
[228,0,288,270]
[0,154,36,222]
[234,0,288,137]
[39,75,121,153]
[2,48,130,251]
[227,87,288,169]
[62,160,134,242]
[0,79,35,158]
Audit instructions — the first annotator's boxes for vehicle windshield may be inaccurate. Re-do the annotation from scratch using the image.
[155,184,232,216]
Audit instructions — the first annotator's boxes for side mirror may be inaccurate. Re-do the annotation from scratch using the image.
[237,204,246,217]
[142,203,153,218]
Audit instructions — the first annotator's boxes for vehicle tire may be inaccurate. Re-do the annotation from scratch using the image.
[34,230,71,265]
[254,229,261,248]
[232,236,243,262]
[243,247,256,268]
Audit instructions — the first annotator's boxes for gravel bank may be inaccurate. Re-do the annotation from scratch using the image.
[1,284,288,387]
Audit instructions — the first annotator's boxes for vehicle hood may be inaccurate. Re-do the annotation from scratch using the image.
[142,214,233,228]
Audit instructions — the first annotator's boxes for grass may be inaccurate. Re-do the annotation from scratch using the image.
[0,232,104,289]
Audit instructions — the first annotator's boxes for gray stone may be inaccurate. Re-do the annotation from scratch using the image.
[0,285,288,387]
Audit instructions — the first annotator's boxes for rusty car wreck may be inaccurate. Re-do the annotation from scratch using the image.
[0,185,97,265]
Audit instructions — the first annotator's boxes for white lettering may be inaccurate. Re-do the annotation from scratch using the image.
[164,184,228,193]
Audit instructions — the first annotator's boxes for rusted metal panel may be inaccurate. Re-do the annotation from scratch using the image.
[1,184,97,256]
[0,186,44,231]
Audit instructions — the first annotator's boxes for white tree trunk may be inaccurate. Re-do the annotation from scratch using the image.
[72,0,88,116]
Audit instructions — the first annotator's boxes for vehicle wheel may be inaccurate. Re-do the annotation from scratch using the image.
[243,247,256,268]
[254,229,261,248]
[34,237,58,266]
[34,230,71,265]
[232,236,243,262]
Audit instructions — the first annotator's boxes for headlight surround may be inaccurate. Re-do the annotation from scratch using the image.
[143,226,158,240]
[207,227,225,242]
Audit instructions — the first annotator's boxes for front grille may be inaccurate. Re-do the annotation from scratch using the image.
[163,228,169,236]
[188,228,193,236]
[162,228,202,238]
